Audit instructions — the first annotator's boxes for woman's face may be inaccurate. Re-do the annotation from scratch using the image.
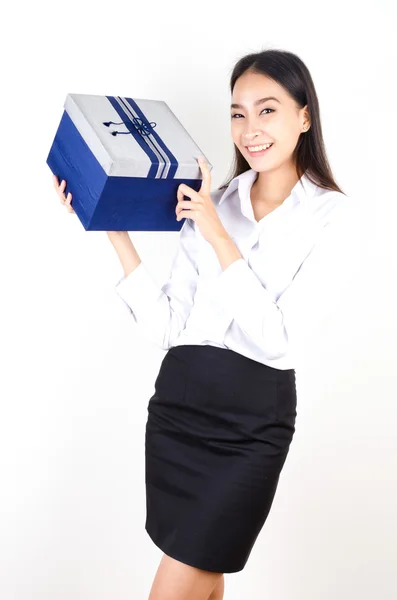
[230,71,310,171]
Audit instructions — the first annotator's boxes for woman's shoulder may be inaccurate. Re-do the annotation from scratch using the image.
[313,187,359,222]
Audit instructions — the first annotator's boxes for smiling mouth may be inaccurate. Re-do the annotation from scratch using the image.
[245,143,274,156]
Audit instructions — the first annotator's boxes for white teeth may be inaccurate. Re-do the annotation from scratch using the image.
[248,143,273,152]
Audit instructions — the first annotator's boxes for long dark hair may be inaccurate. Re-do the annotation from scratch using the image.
[218,49,346,196]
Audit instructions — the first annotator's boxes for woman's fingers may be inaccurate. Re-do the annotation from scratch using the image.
[52,175,75,213]
[52,175,66,199]
[66,192,75,213]
[59,179,66,199]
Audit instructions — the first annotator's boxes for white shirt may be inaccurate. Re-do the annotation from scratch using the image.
[115,169,363,369]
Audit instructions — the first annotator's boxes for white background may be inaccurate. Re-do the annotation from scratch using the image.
[1,0,396,598]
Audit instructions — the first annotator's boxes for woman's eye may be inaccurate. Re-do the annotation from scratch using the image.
[231,108,274,119]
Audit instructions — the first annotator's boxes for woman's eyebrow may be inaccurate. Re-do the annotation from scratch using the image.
[230,96,281,109]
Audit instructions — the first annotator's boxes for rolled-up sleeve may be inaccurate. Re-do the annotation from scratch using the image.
[115,217,199,349]
[216,198,363,359]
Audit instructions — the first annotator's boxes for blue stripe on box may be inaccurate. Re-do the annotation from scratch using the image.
[46,109,202,231]
[106,96,178,180]
[123,97,178,179]
[124,97,178,179]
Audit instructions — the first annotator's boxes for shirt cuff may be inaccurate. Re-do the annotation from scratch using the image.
[115,262,163,314]
[216,257,276,311]
[215,257,285,355]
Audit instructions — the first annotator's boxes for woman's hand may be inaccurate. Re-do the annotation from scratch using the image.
[176,158,230,246]
[51,174,129,241]
[53,175,75,213]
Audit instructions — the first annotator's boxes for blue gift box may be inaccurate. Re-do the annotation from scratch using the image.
[46,93,213,231]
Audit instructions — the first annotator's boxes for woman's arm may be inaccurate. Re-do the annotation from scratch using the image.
[107,231,142,277]
[214,197,363,360]
[113,219,200,349]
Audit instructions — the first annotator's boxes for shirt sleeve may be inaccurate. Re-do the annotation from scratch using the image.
[114,217,199,349]
[215,197,363,360]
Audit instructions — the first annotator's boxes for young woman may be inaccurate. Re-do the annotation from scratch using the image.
[54,49,359,600]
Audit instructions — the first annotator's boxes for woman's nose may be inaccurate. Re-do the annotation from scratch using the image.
[243,132,261,143]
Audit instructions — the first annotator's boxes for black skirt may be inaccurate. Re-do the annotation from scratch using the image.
[145,343,297,574]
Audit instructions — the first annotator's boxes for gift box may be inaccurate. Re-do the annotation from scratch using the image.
[46,93,213,231]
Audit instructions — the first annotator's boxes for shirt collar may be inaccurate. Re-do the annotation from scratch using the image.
[217,168,318,207]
